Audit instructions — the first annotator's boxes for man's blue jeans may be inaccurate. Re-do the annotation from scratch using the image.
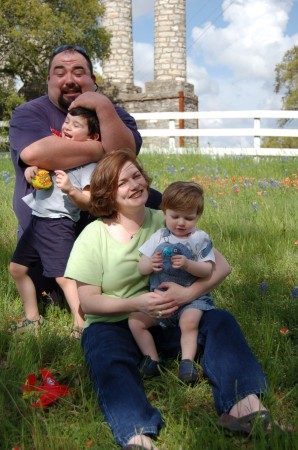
[82,309,268,447]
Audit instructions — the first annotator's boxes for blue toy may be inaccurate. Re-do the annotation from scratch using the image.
[150,242,197,291]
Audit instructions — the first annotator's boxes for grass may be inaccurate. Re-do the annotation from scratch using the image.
[0,151,297,449]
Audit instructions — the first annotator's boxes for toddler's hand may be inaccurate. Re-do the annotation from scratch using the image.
[24,166,39,184]
[171,255,188,270]
[55,170,73,194]
[151,251,163,272]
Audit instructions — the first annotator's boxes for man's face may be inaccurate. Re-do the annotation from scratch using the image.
[47,50,96,112]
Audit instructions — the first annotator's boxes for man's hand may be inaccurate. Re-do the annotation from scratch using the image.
[68,92,105,113]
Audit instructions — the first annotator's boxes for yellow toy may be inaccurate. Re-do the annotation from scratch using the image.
[32,169,52,190]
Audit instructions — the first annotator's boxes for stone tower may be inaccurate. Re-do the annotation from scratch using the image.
[101,0,198,148]
[101,0,140,93]
[154,0,186,83]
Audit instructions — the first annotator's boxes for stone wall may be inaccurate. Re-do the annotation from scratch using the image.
[101,0,198,148]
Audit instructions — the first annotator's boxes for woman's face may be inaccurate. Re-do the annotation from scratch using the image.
[116,161,149,211]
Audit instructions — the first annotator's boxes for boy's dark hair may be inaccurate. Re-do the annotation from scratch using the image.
[68,107,101,140]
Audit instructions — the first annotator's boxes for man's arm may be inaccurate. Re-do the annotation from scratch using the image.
[21,136,103,170]
[69,92,138,153]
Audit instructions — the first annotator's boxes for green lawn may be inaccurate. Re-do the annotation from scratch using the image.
[0,153,297,449]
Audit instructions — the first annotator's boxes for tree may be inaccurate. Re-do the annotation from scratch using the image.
[0,79,25,120]
[262,46,298,149]
[0,0,111,101]
[275,46,298,117]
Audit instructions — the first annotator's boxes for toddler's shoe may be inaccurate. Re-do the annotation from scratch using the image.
[178,359,198,384]
[139,355,161,377]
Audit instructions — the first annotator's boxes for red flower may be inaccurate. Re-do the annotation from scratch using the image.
[280,328,289,335]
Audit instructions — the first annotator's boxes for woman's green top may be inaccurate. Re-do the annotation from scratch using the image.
[65,208,164,326]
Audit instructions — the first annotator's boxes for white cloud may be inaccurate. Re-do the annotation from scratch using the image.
[189,0,298,110]
[187,57,219,97]
[132,0,154,18]
[129,0,298,147]
[133,42,154,90]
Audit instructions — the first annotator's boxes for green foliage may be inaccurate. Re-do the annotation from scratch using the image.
[275,46,298,114]
[262,45,298,149]
[0,0,110,101]
[262,135,298,149]
[1,154,298,449]
[0,79,25,121]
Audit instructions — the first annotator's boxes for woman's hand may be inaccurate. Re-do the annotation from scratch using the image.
[78,283,178,319]
[137,291,178,319]
[155,282,195,308]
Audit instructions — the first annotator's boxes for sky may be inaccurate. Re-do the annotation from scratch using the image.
[131,0,298,113]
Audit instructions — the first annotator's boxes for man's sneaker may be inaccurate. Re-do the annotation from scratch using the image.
[8,315,44,333]
[139,355,161,377]
[178,359,198,384]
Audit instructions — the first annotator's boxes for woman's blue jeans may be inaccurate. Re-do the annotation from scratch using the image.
[82,309,268,447]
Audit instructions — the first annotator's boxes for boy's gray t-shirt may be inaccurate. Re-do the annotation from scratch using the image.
[22,163,96,222]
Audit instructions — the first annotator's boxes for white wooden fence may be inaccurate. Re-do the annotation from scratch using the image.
[131,110,298,156]
[1,111,298,156]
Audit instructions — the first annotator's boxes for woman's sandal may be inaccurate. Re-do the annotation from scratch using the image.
[122,446,155,450]
[217,410,271,435]
[8,315,44,333]
[70,326,84,340]
[122,446,148,449]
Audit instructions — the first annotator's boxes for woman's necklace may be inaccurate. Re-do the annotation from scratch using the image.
[120,223,141,239]
[118,211,146,239]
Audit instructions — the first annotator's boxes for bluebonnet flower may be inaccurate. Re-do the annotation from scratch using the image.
[269,179,280,187]
[259,281,268,294]
[252,202,258,211]
[2,171,14,184]
[167,166,176,174]
[292,287,298,299]
[209,199,218,208]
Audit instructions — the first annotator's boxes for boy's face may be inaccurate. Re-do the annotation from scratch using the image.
[164,208,199,238]
[61,114,91,141]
